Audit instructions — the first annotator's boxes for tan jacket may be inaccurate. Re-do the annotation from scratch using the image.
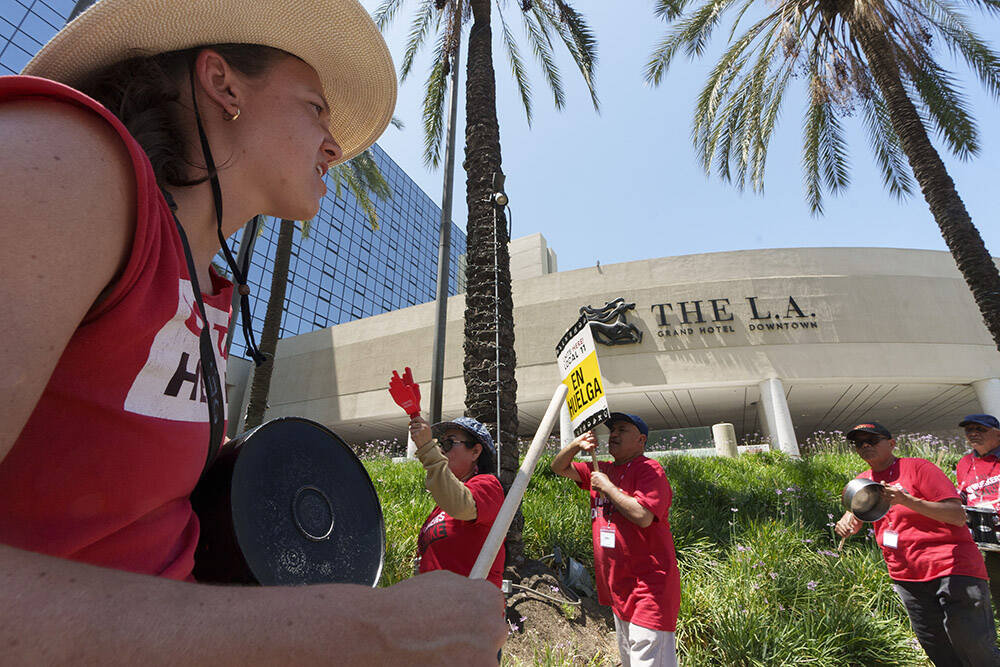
[414,439,477,521]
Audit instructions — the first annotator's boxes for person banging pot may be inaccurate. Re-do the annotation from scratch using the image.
[408,415,506,588]
[834,422,1000,666]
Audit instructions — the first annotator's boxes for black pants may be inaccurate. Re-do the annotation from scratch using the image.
[984,551,1000,616]
[893,575,1000,667]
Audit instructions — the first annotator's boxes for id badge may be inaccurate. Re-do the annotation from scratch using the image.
[600,526,616,548]
[883,530,899,549]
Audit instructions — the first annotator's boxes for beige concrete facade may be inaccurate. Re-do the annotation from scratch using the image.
[230,247,1000,448]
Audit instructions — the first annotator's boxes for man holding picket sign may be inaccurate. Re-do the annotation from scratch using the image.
[552,314,680,666]
[551,413,680,667]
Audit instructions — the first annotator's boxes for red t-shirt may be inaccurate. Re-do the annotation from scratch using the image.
[956,450,1000,510]
[417,474,506,588]
[0,76,232,580]
[858,458,986,582]
[573,456,680,632]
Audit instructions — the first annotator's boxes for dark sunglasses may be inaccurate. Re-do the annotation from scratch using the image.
[438,436,476,453]
[852,436,886,447]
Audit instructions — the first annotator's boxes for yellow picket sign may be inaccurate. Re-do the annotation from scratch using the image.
[563,350,604,421]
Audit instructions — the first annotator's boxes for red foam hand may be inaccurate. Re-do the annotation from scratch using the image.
[389,367,421,417]
[403,367,421,404]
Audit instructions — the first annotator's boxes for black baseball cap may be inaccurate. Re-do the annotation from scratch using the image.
[846,422,892,441]
[959,414,1000,429]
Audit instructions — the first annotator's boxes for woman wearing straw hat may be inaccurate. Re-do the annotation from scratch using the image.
[408,416,506,588]
[0,0,503,662]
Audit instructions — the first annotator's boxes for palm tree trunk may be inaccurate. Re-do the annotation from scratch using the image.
[464,0,523,563]
[854,23,1000,351]
[243,218,296,429]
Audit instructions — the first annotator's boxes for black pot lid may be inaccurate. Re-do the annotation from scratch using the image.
[229,417,385,586]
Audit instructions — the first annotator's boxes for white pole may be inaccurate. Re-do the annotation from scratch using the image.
[559,402,572,447]
[758,378,800,458]
[406,429,417,459]
[470,384,568,579]
[973,379,1000,417]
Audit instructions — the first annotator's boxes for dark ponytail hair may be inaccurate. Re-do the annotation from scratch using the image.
[77,44,288,190]
[476,447,496,476]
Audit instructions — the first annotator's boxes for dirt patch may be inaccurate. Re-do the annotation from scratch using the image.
[503,559,618,665]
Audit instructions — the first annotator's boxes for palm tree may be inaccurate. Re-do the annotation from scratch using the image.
[646,0,1000,350]
[374,0,598,562]
[243,150,390,429]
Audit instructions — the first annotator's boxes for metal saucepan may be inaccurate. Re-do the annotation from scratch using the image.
[842,478,890,522]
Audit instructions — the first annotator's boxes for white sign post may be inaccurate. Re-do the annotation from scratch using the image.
[555,316,610,437]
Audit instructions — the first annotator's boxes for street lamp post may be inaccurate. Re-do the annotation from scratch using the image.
[429,0,463,425]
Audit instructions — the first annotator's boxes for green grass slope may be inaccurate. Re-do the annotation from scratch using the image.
[364,439,966,665]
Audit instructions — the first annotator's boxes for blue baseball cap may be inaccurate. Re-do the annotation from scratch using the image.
[959,414,1000,429]
[606,412,649,437]
[432,416,497,473]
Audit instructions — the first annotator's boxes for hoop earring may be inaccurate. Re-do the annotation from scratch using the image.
[224,106,241,121]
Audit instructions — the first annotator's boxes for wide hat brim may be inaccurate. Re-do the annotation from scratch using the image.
[21,0,396,165]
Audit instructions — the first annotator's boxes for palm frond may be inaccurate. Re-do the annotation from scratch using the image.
[921,0,1000,100]
[712,83,751,184]
[521,8,566,109]
[802,70,851,215]
[858,73,915,199]
[693,51,751,174]
[725,0,759,43]
[645,0,745,85]
[373,0,409,30]
[690,12,780,170]
[909,60,979,159]
[924,0,1000,17]
[751,59,795,191]
[399,0,438,83]
[329,150,391,230]
[735,23,782,190]
[542,0,600,109]
[496,1,534,124]
[802,89,825,215]
[421,40,450,168]
[653,0,690,21]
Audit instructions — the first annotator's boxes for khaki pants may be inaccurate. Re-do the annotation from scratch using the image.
[613,614,677,667]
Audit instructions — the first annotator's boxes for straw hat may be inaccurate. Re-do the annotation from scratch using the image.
[21,0,396,164]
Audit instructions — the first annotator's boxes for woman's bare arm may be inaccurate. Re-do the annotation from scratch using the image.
[1,543,505,665]
[0,100,134,462]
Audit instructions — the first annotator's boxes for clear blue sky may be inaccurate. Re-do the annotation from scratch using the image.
[364,1,1000,273]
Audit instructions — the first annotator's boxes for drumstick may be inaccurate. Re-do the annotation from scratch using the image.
[469,384,568,580]
[837,535,847,552]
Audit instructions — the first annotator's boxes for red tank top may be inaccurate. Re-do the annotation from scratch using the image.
[0,76,233,580]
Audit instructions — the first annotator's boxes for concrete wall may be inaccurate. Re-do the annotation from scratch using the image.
[254,247,1000,443]
[509,233,557,281]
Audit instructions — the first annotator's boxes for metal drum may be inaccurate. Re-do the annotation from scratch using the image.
[965,506,1000,552]
[191,417,385,586]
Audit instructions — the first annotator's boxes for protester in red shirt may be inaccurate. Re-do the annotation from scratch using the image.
[0,0,504,662]
[408,415,505,588]
[551,413,680,667]
[954,413,1000,608]
[835,422,1000,666]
